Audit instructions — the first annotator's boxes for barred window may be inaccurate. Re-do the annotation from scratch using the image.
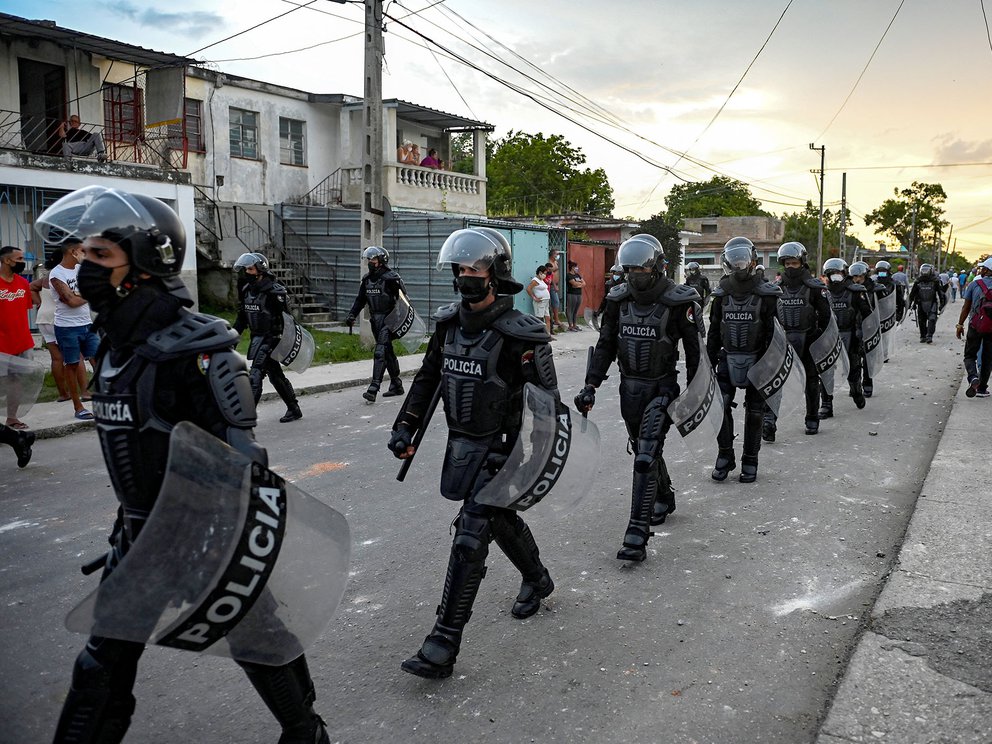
[230,107,259,159]
[103,83,143,144]
[279,117,306,166]
[168,98,204,152]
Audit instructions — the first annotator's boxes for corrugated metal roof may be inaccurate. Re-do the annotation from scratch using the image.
[344,99,494,132]
[0,13,197,68]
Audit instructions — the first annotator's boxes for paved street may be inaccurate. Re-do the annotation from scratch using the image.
[0,315,967,744]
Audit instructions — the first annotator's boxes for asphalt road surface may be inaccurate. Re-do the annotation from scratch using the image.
[0,315,964,744]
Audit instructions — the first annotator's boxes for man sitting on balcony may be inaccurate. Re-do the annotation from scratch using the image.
[57,115,107,162]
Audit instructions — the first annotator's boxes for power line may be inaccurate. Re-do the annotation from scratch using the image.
[982,0,992,57]
[814,0,905,140]
[185,1,320,57]
[825,161,992,171]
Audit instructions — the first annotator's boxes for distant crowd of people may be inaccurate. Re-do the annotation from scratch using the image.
[397,140,445,169]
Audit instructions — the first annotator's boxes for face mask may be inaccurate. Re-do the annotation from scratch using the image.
[245,272,259,283]
[783,266,804,280]
[732,269,752,282]
[628,272,658,292]
[877,271,888,278]
[455,275,491,303]
[612,274,622,282]
[6,260,26,274]
[829,273,844,283]
[77,260,122,312]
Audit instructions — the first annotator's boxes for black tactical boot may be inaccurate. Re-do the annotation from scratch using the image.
[511,569,554,619]
[240,655,330,744]
[818,398,833,419]
[761,420,776,443]
[618,459,657,561]
[401,622,463,680]
[363,383,379,403]
[862,377,873,398]
[739,408,763,483]
[280,406,303,423]
[14,430,34,468]
[804,418,819,435]
[651,483,676,525]
[851,384,866,409]
[711,449,737,481]
[382,379,405,397]
[490,513,554,619]
[739,455,759,483]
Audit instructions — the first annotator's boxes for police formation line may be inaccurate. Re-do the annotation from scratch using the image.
[30,186,933,743]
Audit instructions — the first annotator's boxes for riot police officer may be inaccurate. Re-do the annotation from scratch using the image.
[708,237,781,483]
[575,235,701,562]
[819,258,871,418]
[908,263,945,343]
[684,261,711,303]
[762,241,831,439]
[389,227,559,679]
[233,252,302,423]
[851,261,881,396]
[39,187,329,744]
[347,246,406,402]
[873,260,906,322]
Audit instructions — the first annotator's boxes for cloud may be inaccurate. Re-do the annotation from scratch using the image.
[931,134,992,164]
[105,1,224,40]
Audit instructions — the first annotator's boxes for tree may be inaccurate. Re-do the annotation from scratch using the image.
[635,213,683,275]
[449,132,475,175]
[663,176,769,226]
[780,201,864,264]
[486,131,614,217]
[864,181,948,257]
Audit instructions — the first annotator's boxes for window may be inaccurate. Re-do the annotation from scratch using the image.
[103,83,143,143]
[168,98,204,152]
[279,117,306,166]
[229,107,259,159]
[701,223,718,234]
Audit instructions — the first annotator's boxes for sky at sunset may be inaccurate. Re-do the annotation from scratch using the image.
[8,0,992,260]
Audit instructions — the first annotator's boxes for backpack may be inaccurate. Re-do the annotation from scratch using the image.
[971,278,992,334]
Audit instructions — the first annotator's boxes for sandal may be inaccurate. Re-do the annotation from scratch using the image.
[74,409,95,421]
[5,420,29,430]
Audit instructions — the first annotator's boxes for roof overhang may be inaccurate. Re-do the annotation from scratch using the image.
[0,13,197,68]
[344,98,494,132]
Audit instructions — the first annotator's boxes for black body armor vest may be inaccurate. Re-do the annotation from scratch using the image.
[829,288,857,332]
[915,279,937,310]
[440,325,513,438]
[616,301,676,380]
[776,284,815,350]
[242,282,278,336]
[721,293,764,387]
[363,272,396,315]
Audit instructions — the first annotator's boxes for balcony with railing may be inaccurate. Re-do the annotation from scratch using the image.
[339,163,486,216]
[0,109,190,179]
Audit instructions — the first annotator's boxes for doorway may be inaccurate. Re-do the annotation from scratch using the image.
[17,59,66,154]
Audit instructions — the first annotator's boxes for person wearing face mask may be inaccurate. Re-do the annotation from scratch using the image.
[873,260,906,323]
[37,186,332,744]
[908,263,945,343]
[0,244,38,435]
[761,242,831,440]
[233,252,302,423]
[388,227,560,679]
[683,261,711,304]
[819,258,872,419]
[347,246,407,402]
[850,261,881,397]
[575,234,701,561]
[707,237,782,483]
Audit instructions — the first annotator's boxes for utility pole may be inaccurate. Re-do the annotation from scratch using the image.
[942,224,953,273]
[839,171,847,263]
[359,0,384,345]
[810,143,826,272]
[909,204,918,279]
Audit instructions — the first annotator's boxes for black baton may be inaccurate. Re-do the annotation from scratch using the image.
[397,382,442,482]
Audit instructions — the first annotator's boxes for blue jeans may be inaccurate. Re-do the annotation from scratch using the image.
[55,324,99,365]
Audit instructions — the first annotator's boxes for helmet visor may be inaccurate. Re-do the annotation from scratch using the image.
[616,237,658,269]
[723,244,754,271]
[37,186,160,250]
[234,253,261,271]
[435,229,500,272]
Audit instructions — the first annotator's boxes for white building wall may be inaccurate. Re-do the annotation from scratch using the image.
[0,37,103,125]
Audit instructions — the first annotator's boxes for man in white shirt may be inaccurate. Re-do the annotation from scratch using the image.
[49,239,99,419]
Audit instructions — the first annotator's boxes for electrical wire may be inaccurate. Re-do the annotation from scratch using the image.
[982,0,992,57]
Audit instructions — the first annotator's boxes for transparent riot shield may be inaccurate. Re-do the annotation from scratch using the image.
[273,313,315,373]
[747,319,806,419]
[666,349,724,457]
[583,307,600,331]
[810,314,850,397]
[861,305,884,378]
[877,291,898,360]
[0,352,46,418]
[65,422,350,666]
[473,383,600,516]
[384,290,428,354]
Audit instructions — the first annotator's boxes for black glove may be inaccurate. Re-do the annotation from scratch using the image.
[346,313,356,326]
[574,384,596,413]
[388,426,414,458]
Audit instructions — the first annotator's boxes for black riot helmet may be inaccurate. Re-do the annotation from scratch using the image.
[823,257,848,283]
[848,261,869,277]
[617,234,663,271]
[436,227,522,294]
[36,185,185,277]
[777,241,808,265]
[722,237,757,279]
[362,245,389,265]
[686,261,701,276]
[874,260,891,276]
[918,263,935,278]
[234,252,270,274]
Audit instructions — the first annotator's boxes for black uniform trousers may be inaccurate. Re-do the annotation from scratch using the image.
[247,335,298,408]
[964,325,992,390]
[370,314,400,387]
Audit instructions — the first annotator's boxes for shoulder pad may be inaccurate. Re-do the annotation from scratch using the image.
[607,283,632,301]
[803,277,826,289]
[383,270,401,281]
[269,282,287,296]
[433,302,460,322]
[755,281,783,296]
[848,284,867,293]
[142,311,239,359]
[661,284,700,305]
[711,286,727,297]
[492,309,553,342]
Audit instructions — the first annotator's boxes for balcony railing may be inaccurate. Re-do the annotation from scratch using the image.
[0,109,187,169]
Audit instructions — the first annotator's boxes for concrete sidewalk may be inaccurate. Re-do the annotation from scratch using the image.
[17,324,597,440]
[816,375,992,743]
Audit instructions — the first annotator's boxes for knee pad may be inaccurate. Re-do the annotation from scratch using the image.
[452,511,491,562]
[633,453,655,474]
[373,343,387,362]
